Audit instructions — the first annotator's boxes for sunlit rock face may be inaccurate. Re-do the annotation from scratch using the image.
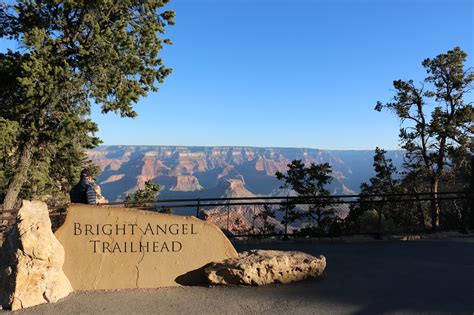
[205,249,326,286]
[1,200,73,311]
[89,145,404,202]
[170,175,204,192]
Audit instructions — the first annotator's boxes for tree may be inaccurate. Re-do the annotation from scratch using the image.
[347,147,401,234]
[253,204,276,235]
[0,118,19,200]
[125,180,170,214]
[375,47,473,230]
[0,1,175,209]
[276,160,337,234]
[360,147,399,195]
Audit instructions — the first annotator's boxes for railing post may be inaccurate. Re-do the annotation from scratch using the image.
[377,199,383,240]
[226,204,230,232]
[252,204,256,235]
[196,198,201,218]
[283,197,289,240]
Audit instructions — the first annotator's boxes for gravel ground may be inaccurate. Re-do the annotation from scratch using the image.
[3,237,474,315]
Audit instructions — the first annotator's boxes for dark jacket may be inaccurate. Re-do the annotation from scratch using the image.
[70,179,97,204]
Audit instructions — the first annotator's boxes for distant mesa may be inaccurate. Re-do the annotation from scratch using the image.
[89,145,404,202]
[100,174,126,184]
[219,178,254,198]
[170,175,204,192]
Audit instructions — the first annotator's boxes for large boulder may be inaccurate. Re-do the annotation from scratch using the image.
[0,200,73,310]
[55,204,238,290]
[205,249,326,286]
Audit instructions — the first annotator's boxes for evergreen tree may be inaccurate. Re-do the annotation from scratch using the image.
[276,160,337,234]
[0,1,175,209]
[347,147,401,233]
[375,47,473,230]
[125,180,170,214]
[253,204,276,235]
[0,118,19,201]
[360,147,399,195]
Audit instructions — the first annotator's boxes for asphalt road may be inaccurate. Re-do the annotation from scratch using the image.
[5,237,474,315]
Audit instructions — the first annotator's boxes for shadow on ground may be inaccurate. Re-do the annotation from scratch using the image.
[234,237,474,315]
[4,238,474,315]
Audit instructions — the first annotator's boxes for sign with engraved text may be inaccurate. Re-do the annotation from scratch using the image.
[55,205,238,290]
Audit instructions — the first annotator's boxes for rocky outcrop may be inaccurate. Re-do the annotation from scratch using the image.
[0,200,73,310]
[170,175,204,192]
[100,174,126,184]
[89,145,404,201]
[220,178,254,198]
[205,249,326,286]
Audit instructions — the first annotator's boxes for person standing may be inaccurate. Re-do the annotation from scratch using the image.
[70,168,97,205]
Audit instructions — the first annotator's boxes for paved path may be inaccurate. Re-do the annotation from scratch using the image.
[5,237,474,315]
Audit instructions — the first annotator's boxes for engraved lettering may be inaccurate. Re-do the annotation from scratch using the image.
[172,241,182,252]
[85,224,93,235]
[90,240,100,253]
[74,223,82,235]
[102,224,112,235]
[169,224,179,235]
[116,224,126,235]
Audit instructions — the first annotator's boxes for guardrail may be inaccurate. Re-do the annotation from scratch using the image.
[2,191,471,239]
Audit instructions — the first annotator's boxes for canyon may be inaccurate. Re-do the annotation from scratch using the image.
[89,145,404,202]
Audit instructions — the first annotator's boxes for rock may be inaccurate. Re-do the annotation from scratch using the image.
[55,204,238,290]
[1,200,73,310]
[205,249,326,286]
[94,183,108,204]
[170,175,204,191]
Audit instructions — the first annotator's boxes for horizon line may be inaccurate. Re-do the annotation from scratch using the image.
[94,144,403,151]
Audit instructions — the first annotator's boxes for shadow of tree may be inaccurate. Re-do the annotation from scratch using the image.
[234,238,474,314]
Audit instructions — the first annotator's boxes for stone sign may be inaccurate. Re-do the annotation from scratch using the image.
[55,204,238,290]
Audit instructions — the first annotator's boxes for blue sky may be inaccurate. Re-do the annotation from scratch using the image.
[1,0,473,149]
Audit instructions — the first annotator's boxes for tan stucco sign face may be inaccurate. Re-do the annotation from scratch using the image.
[55,205,238,290]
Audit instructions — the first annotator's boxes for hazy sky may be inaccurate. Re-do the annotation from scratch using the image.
[1,0,473,149]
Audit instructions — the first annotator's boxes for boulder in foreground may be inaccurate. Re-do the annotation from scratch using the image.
[0,200,73,310]
[205,249,326,286]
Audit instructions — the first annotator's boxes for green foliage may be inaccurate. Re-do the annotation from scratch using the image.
[356,210,388,234]
[125,180,171,214]
[0,1,174,207]
[375,47,472,175]
[346,148,398,233]
[0,118,19,199]
[125,180,161,206]
[375,47,473,229]
[360,147,399,195]
[253,204,276,235]
[276,160,338,234]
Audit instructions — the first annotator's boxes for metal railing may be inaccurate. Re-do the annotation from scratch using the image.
[1,191,472,239]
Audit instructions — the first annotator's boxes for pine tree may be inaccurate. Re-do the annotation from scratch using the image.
[0,118,19,201]
[349,147,400,233]
[0,1,175,209]
[276,160,337,234]
[360,147,398,195]
[375,47,473,230]
[125,180,171,214]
